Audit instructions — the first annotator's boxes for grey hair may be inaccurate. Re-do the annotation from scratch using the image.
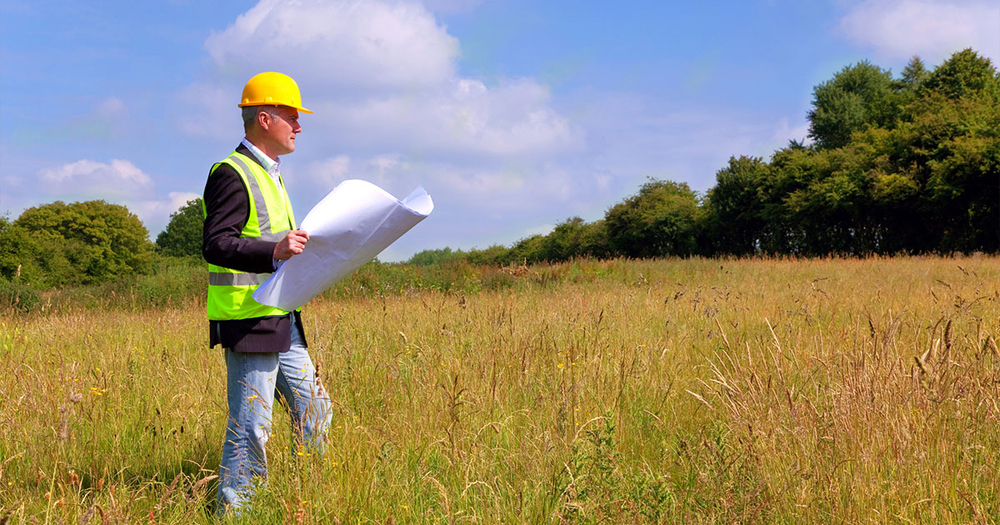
[242,106,279,132]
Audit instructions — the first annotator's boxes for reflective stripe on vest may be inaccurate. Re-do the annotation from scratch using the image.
[208,271,272,286]
[204,151,296,321]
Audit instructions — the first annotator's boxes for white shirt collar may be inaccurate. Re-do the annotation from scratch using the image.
[241,138,281,177]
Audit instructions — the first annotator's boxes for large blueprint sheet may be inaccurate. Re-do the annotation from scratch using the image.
[253,179,433,311]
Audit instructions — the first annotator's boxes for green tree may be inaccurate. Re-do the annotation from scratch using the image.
[509,235,547,264]
[408,247,465,266]
[782,147,871,254]
[808,61,901,149]
[604,179,700,258]
[704,156,770,255]
[539,217,596,262]
[890,56,932,112]
[464,245,512,266]
[909,92,1000,252]
[745,146,817,254]
[850,126,925,253]
[156,198,205,258]
[920,49,999,100]
[0,216,40,284]
[898,56,930,92]
[508,219,609,263]
[15,200,153,287]
[578,220,610,259]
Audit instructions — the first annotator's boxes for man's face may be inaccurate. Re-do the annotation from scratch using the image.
[262,106,301,156]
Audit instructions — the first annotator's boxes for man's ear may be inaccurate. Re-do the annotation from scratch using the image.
[258,110,271,131]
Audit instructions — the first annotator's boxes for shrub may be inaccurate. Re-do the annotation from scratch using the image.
[0,277,41,313]
[15,200,154,287]
[156,199,205,257]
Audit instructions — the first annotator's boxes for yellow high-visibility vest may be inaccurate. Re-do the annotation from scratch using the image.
[203,151,297,321]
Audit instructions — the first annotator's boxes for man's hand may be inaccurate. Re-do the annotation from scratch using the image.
[274,229,310,261]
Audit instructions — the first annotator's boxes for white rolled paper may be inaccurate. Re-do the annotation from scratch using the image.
[253,179,433,311]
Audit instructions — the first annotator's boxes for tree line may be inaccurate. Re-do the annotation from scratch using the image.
[1,49,997,293]
[412,49,1000,265]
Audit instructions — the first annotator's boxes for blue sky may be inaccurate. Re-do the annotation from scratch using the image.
[1,0,997,261]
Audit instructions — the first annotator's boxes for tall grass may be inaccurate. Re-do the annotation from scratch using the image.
[1,256,999,523]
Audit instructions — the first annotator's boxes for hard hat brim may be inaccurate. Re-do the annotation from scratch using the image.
[238,102,313,114]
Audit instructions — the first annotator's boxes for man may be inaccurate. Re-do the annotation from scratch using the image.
[202,71,332,513]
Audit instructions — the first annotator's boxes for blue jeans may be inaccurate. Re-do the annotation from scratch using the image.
[216,317,332,513]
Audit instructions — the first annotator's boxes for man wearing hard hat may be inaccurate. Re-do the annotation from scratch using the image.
[202,72,332,514]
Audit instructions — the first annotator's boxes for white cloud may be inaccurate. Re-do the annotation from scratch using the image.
[95,97,126,117]
[30,159,194,236]
[39,160,153,201]
[839,0,1000,64]
[204,0,458,90]
[165,191,202,212]
[369,155,402,173]
[186,0,582,162]
[129,192,201,220]
[182,0,808,260]
[309,78,581,160]
[306,155,352,187]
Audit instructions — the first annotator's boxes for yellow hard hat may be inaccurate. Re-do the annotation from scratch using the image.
[238,72,313,114]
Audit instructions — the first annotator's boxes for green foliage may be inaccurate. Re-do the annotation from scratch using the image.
[705,156,770,255]
[577,220,611,259]
[43,255,204,311]
[9,48,1000,293]
[898,56,930,92]
[508,234,547,263]
[464,244,515,266]
[406,49,998,262]
[0,216,41,285]
[0,276,41,313]
[547,217,589,261]
[808,61,902,149]
[129,255,206,307]
[541,217,610,262]
[499,218,610,264]
[15,200,154,287]
[407,247,465,266]
[156,198,204,258]
[604,178,700,258]
[920,48,999,100]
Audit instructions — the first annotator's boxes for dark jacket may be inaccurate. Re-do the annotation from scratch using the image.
[202,142,307,352]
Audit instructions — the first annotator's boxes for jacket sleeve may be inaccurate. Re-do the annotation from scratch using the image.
[202,163,278,274]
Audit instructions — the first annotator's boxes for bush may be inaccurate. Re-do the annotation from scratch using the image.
[0,217,41,285]
[134,256,206,307]
[465,245,513,266]
[407,247,465,266]
[0,277,41,313]
[16,200,154,287]
[44,255,205,311]
[156,199,205,257]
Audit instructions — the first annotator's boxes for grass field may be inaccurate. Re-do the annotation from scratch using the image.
[2,256,1000,523]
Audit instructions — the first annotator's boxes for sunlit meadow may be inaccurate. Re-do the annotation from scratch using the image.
[2,256,1000,523]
